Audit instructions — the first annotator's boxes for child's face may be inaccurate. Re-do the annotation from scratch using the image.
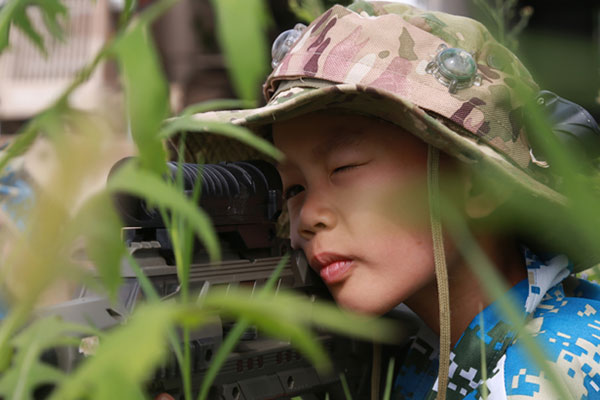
[273,112,440,315]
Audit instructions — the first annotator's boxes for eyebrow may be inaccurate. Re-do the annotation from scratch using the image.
[275,126,368,173]
[311,129,366,159]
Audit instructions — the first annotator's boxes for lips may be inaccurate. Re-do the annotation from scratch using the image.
[311,252,354,285]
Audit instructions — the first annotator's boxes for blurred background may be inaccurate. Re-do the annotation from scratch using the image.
[1,0,599,138]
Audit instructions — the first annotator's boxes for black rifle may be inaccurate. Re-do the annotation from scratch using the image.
[39,159,418,399]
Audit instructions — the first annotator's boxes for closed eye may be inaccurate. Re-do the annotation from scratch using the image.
[333,163,366,174]
[333,165,358,173]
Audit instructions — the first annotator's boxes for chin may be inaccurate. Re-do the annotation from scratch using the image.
[332,290,395,316]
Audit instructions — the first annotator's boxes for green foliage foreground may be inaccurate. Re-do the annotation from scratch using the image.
[0,0,399,399]
[0,0,599,399]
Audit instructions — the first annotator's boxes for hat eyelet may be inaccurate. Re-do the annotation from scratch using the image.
[426,44,482,93]
[271,23,307,69]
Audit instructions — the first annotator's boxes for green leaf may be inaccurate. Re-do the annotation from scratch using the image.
[203,287,401,343]
[209,0,270,101]
[0,316,98,400]
[0,119,40,173]
[288,0,325,23]
[11,316,98,350]
[442,204,576,400]
[0,0,68,54]
[13,9,45,53]
[93,369,147,400]
[196,285,400,383]
[38,0,67,41]
[48,303,176,400]
[383,357,395,400]
[107,163,220,261]
[67,191,126,301]
[111,24,169,175]
[196,255,290,400]
[119,0,137,28]
[196,255,289,400]
[0,0,19,51]
[0,362,65,399]
[161,117,283,161]
[339,372,353,400]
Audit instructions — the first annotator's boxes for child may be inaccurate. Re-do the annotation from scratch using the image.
[195,2,600,399]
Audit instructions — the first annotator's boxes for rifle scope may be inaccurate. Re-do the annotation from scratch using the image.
[110,159,283,229]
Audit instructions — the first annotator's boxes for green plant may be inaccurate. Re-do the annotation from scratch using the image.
[1,0,599,399]
[471,0,533,51]
[0,1,398,399]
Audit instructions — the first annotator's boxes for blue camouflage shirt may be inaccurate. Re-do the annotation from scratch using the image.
[0,153,35,318]
[393,248,600,399]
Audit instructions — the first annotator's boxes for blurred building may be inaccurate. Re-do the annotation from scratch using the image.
[0,0,112,126]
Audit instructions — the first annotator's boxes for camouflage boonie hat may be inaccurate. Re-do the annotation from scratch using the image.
[191,1,564,205]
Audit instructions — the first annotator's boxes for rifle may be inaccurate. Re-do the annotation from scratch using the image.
[39,159,418,399]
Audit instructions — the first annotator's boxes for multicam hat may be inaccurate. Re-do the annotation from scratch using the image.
[190,1,564,207]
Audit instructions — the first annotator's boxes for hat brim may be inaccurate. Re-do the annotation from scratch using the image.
[192,82,565,207]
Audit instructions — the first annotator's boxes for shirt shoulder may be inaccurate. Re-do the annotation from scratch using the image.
[500,293,600,399]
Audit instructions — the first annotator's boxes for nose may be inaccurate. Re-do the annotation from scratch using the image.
[294,189,337,241]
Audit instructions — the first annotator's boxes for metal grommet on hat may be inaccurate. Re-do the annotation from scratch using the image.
[426,44,482,94]
[271,23,307,69]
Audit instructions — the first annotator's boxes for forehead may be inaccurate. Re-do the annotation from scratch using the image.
[273,111,394,147]
[272,113,379,162]
[272,111,429,169]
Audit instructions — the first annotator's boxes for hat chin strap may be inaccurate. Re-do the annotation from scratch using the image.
[427,145,451,400]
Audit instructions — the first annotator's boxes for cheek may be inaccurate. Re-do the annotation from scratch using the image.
[287,205,302,247]
[350,172,431,233]
[331,233,437,315]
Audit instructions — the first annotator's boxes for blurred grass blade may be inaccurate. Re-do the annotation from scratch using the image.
[197,298,331,398]
[165,152,204,400]
[126,253,187,383]
[479,312,488,399]
[161,117,283,161]
[108,163,220,261]
[513,82,600,266]
[125,254,160,303]
[197,318,251,400]
[442,203,575,400]
[0,316,98,400]
[67,191,126,301]
[0,363,64,400]
[197,255,289,400]
[205,288,400,343]
[0,119,40,172]
[288,0,324,23]
[48,303,176,400]
[383,357,395,400]
[209,0,270,101]
[135,0,179,27]
[339,372,353,400]
[111,24,169,175]
[93,371,147,400]
[119,0,137,28]
[202,287,399,346]
[0,0,19,51]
